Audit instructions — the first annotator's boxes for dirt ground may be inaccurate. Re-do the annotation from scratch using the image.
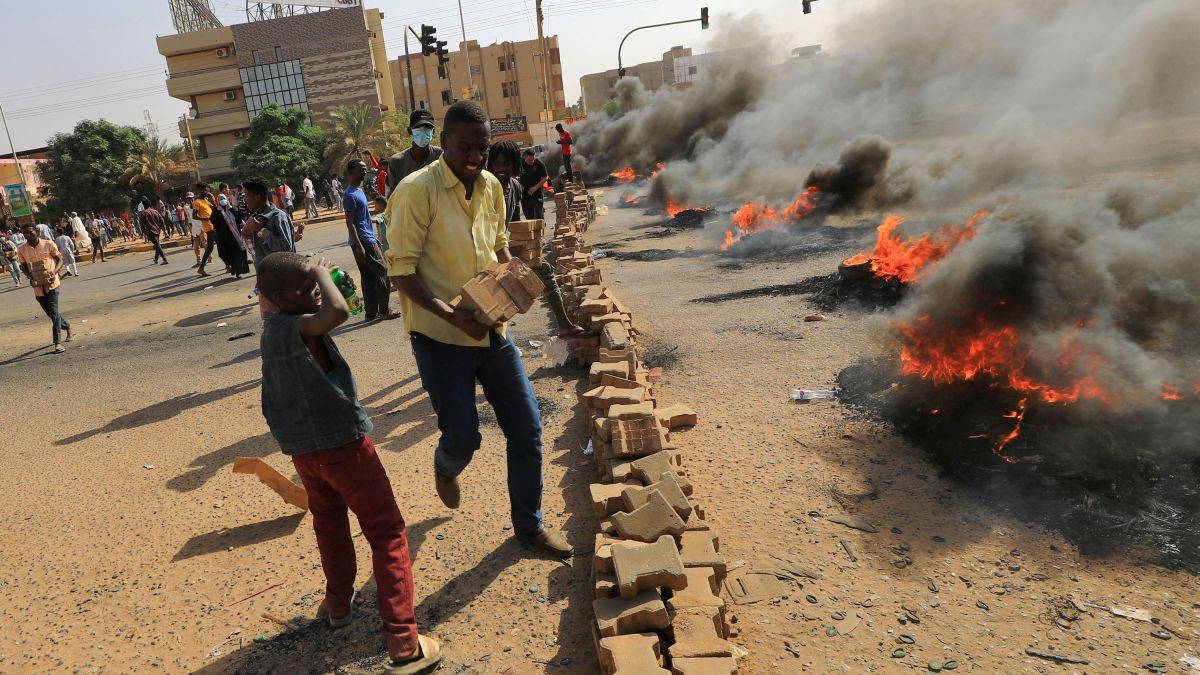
[1,183,1197,675]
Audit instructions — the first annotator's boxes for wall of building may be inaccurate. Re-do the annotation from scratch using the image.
[230,6,382,122]
[392,36,565,126]
[579,46,691,114]
[365,9,395,111]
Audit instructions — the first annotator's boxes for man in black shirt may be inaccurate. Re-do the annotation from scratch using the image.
[518,148,548,220]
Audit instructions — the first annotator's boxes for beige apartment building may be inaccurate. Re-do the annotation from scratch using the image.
[579,46,691,114]
[390,36,567,136]
[157,6,393,181]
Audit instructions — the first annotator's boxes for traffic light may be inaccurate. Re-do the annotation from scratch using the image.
[420,24,437,56]
[700,7,709,29]
[436,40,450,66]
[802,0,814,14]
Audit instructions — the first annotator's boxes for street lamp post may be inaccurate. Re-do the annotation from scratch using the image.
[617,8,709,78]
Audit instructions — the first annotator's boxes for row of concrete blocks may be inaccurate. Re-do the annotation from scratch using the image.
[550,186,739,675]
[508,218,546,268]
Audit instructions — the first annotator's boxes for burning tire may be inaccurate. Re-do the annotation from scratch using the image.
[838,255,873,282]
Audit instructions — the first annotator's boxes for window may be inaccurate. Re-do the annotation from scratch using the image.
[418,100,427,110]
[252,50,262,65]
[437,64,447,80]
[274,46,283,61]
[441,90,451,105]
[498,56,509,72]
[241,59,309,119]
[688,65,698,75]
[502,81,519,98]
[415,74,426,85]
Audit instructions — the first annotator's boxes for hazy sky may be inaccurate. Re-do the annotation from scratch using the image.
[0,0,848,151]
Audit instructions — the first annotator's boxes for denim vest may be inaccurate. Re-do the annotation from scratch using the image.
[260,313,372,455]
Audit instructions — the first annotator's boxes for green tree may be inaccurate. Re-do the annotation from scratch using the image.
[121,135,197,201]
[231,104,327,189]
[321,103,402,176]
[37,119,145,216]
[602,98,620,117]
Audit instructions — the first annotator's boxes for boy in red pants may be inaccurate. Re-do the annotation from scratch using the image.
[257,252,440,674]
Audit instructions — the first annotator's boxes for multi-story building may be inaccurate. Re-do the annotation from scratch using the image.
[390,36,567,140]
[157,6,393,181]
[579,46,691,114]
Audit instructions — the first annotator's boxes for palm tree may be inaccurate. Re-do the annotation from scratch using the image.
[322,104,414,176]
[123,136,197,199]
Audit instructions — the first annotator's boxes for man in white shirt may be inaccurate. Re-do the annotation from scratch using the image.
[302,176,318,218]
[36,222,54,240]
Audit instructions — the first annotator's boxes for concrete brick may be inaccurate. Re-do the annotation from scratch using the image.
[611,534,688,600]
[600,373,644,390]
[590,482,627,518]
[594,590,670,638]
[666,566,725,611]
[495,272,536,312]
[592,416,611,442]
[457,274,518,325]
[602,322,632,349]
[502,257,545,298]
[608,401,655,420]
[580,297,615,315]
[610,451,685,488]
[597,632,670,675]
[667,606,735,659]
[593,531,621,573]
[679,530,726,576]
[622,471,693,520]
[657,403,699,429]
[611,489,686,542]
[671,657,739,675]
[590,360,632,384]
[593,570,619,599]
[590,311,625,327]
[610,417,666,459]
[585,386,647,412]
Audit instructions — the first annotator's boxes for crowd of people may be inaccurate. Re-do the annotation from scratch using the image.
[5,102,585,674]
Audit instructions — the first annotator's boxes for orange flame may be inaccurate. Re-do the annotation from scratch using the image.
[650,162,665,178]
[854,210,986,283]
[610,167,637,183]
[1161,384,1183,401]
[722,187,820,250]
[623,195,643,206]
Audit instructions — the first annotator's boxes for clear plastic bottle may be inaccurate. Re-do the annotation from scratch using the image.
[329,266,364,316]
[791,388,839,401]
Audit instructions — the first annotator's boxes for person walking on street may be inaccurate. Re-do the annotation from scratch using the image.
[386,109,442,195]
[185,193,204,266]
[518,148,548,220]
[2,230,23,287]
[212,188,249,278]
[69,212,91,253]
[36,222,54,241]
[88,215,107,263]
[344,159,398,322]
[387,101,571,557]
[140,198,170,266]
[555,123,574,181]
[194,183,218,277]
[16,223,74,353]
[302,176,318,219]
[54,227,79,277]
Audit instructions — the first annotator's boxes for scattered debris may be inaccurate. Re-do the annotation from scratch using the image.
[143,464,155,469]
[1111,604,1153,622]
[839,539,858,562]
[261,612,298,631]
[1025,648,1089,665]
[528,340,544,348]
[804,314,825,322]
[835,613,861,635]
[228,331,255,341]
[227,579,287,607]
[217,322,228,327]
[232,457,309,510]
[725,573,784,605]
[1150,629,1172,640]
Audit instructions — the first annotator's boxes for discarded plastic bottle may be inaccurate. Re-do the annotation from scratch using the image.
[791,388,839,401]
[247,287,260,300]
[329,266,364,316]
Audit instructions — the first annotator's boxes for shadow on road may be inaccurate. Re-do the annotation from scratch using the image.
[173,511,306,562]
[54,380,260,446]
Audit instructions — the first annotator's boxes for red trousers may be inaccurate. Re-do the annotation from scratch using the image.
[292,436,417,657]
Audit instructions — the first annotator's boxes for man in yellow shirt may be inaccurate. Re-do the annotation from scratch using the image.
[193,183,217,277]
[387,101,569,558]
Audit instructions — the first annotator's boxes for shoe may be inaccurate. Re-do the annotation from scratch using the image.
[516,527,572,558]
[434,472,460,509]
[198,269,210,277]
[385,635,442,675]
[380,310,401,321]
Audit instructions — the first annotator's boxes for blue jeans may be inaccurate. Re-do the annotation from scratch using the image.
[35,288,70,345]
[410,330,544,535]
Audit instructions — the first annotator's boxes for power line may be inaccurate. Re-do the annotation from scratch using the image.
[0,65,164,99]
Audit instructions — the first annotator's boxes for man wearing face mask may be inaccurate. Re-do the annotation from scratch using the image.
[386,109,442,196]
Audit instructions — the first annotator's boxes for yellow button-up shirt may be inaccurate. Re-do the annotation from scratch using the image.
[386,157,510,347]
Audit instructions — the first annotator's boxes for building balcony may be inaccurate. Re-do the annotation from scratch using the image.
[188,108,250,136]
[157,27,235,57]
[199,150,235,177]
[166,67,242,100]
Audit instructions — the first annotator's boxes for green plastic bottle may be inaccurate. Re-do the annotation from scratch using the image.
[329,266,364,316]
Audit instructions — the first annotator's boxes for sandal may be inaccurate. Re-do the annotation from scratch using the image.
[52,344,65,354]
[384,635,442,675]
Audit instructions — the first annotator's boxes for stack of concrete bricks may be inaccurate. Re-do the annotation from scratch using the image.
[452,258,546,326]
[551,184,738,674]
[507,219,545,268]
